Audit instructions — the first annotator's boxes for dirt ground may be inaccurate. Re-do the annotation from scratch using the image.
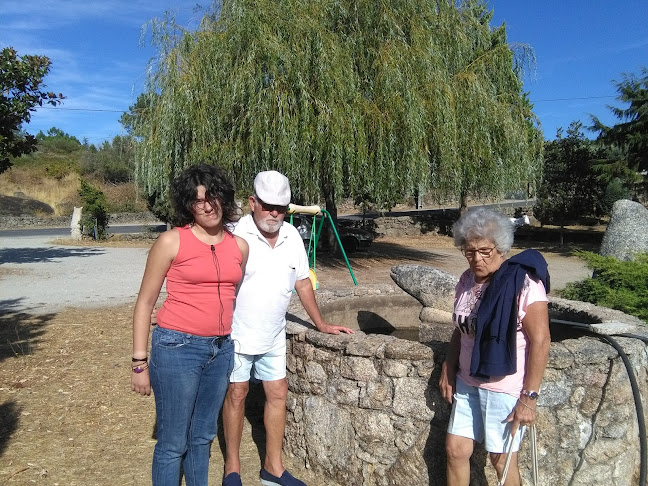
[0,233,593,485]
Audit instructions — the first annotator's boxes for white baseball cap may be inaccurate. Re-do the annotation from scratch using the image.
[253,170,291,206]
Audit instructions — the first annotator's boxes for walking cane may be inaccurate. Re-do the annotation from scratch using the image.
[497,424,539,486]
[497,425,526,486]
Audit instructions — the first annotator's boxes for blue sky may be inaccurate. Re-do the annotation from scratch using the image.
[489,0,647,139]
[2,0,647,146]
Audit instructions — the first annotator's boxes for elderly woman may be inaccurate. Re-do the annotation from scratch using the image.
[439,208,550,486]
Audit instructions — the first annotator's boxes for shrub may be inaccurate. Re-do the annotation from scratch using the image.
[102,161,133,184]
[598,177,631,216]
[44,159,79,180]
[78,179,110,239]
[80,153,133,184]
[559,251,648,322]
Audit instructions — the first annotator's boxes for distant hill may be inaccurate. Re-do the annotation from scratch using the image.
[0,128,147,218]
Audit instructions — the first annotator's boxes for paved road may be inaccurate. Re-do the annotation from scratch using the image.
[0,223,166,239]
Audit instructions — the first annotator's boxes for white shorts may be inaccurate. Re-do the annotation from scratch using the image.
[447,378,525,453]
[230,347,286,382]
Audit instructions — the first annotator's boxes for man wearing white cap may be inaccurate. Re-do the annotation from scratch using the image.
[222,170,353,486]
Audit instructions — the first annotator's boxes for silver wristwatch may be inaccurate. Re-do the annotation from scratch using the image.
[521,389,539,400]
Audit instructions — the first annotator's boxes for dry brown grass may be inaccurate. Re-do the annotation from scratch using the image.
[0,306,159,485]
[101,184,148,213]
[0,172,81,216]
[0,304,329,486]
[0,167,148,216]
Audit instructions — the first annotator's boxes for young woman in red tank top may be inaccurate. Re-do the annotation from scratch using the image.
[131,164,248,486]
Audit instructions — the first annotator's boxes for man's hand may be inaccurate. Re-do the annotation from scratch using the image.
[294,278,354,335]
[316,322,354,335]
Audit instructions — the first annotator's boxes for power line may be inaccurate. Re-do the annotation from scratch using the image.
[532,95,615,102]
[38,106,126,113]
[36,94,618,114]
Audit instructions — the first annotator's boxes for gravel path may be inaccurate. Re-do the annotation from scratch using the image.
[0,235,151,314]
[0,233,591,315]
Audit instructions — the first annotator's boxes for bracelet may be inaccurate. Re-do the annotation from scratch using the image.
[517,399,536,411]
[132,357,148,362]
[132,363,149,373]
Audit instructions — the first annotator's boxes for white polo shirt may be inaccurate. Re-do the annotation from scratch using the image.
[231,214,310,354]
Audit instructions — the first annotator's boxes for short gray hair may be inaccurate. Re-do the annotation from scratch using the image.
[452,207,514,254]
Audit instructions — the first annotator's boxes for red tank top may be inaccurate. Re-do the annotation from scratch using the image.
[157,226,242,336]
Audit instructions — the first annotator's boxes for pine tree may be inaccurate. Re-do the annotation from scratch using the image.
[590,67,648,200]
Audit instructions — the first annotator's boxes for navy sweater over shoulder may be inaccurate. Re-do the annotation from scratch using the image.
[470,249,550,380]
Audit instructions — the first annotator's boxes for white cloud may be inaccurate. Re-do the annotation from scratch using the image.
[3,0,204,29]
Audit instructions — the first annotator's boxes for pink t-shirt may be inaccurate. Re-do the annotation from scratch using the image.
[157,226,242,337]
[453,268,548,396]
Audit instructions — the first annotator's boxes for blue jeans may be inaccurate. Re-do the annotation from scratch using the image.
[149,326,234,486]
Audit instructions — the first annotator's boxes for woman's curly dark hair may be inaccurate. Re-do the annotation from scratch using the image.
[170,164,238,227]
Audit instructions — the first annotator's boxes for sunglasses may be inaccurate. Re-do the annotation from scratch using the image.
[255,197,288,214]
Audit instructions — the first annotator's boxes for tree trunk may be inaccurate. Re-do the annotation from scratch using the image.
[325,197,339,252]
[459,191,469,214]
[325,198,338,223]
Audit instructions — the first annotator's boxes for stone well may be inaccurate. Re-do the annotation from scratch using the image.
[283,278,648,486]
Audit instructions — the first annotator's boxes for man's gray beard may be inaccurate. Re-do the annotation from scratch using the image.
[256,218,281,234]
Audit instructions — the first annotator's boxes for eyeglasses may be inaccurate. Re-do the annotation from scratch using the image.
[192,199,218,211]
[461,247,496,258]
[255,197,288,214]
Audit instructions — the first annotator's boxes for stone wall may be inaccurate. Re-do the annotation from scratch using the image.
[0,211,161,229]
[372,209,459,237]
[371,205,533,237]
[0,214,71,229]
[283,285,648,486]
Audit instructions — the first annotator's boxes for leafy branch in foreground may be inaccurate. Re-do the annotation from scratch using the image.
[559,251,648,322]
[0,47,64,173]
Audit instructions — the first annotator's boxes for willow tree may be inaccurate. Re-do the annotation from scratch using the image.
[135,0,542,220]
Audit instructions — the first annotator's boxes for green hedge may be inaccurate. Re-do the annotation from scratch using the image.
[559,251,648,322]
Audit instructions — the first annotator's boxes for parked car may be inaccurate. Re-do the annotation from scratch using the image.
[290,215,373,253]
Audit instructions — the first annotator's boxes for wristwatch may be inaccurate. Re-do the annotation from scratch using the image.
[521,389,539,400]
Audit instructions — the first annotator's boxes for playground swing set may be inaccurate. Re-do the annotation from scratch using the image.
[287,203,358,289]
